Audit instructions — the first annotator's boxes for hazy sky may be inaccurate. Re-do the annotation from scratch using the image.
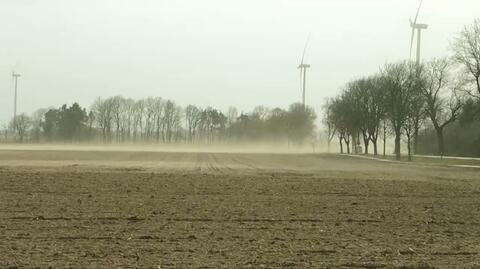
[1,0,479,125]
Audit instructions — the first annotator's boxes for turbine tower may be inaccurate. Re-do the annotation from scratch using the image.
[12,72,21,124]
[410,0,428,64]
[298,37,310,108]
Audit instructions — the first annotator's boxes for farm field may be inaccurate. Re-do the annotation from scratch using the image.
[1,148,480,268]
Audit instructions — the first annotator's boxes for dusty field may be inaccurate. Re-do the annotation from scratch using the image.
[1,149,480,268]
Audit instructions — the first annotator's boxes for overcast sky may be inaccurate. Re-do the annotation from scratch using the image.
[1,0,479,125]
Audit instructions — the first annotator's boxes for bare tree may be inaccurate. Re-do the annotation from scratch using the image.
[252,106,269,120]
[143,97,157,142]
[162,100,181,143]
[199,107,213,143]
[132,99,145,142]
[349,77,386,155]
[226,107,238,126]
[452,19,480,96]
[367,76,387,155]
[10,114,31,142]
[226,106,238,140]
[403,90,425,161]
[423,58,465,156]
[329,96,355,154]
[185,105,202,143]
[341,90,361,154]
[110,95,125,143]
[152,97,164,143]
[1,123,8,142]
[120,98,135,142]
[382,62,422,160]
[173,106,184,142]
[91,98,113,142]
[87,110,95,141]
[349,79,371,154]
[322,98,337,153]
[30,108,49,142]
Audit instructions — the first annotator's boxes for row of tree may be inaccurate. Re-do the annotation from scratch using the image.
[323,19,480,159]
[4,98,317,146]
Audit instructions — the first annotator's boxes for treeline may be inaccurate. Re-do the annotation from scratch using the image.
[323,19,480,159]
[5,97,317,145]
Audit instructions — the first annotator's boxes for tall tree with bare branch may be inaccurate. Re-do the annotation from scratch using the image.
[452,19,480,97]
[423,58,465,156]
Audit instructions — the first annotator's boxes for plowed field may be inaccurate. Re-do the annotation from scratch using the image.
[1,149,479,268]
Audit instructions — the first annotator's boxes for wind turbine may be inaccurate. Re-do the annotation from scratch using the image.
[409,0,428,64]
[12,71,21,125]
[298,36,311,108]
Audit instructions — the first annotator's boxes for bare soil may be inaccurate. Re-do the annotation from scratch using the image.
[1,149,480,268]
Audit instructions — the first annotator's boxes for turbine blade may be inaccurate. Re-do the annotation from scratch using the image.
[410,27,415,60]
[300,34,311,65]
[414,0,423,24]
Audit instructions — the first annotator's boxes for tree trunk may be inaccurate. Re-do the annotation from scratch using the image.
[394,129,401,160]
[476,76,480,95]
[156,117,161,143]
[407,134,412,161]
[363,137,369,155]
[352,135,356,154]
[435,127,445,157]
[413,124,419,155]
[102,127,107,143]
[383,124,387,158]
[339,137,344,154]
[372,137,378,156]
